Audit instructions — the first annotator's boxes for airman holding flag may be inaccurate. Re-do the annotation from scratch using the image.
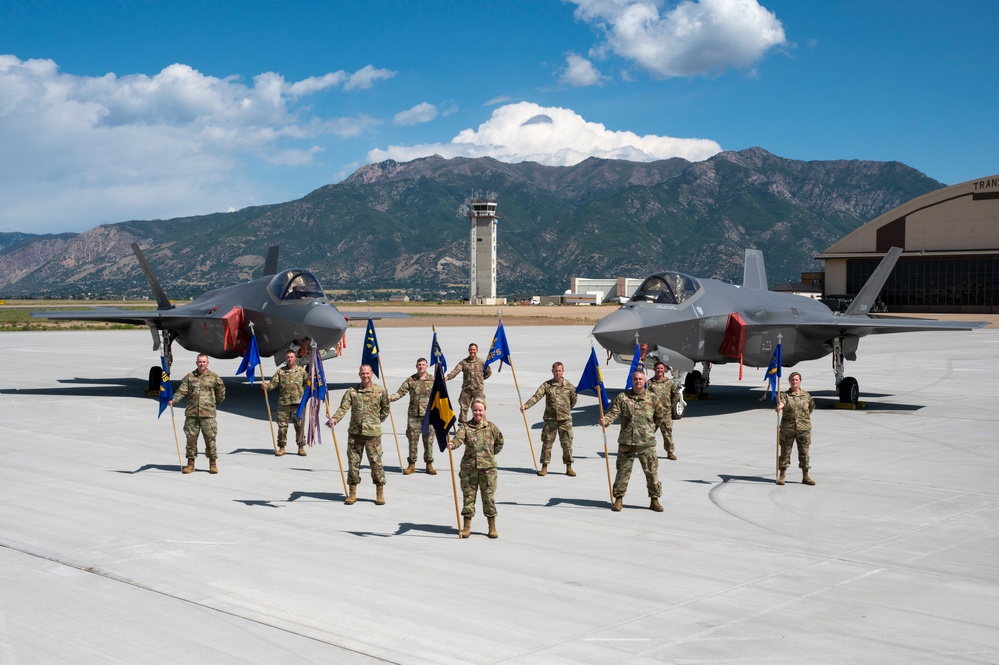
[170,354,226,475]
[328,364,390,506]
[446,342,491,423]
[521,362,577,477]
[265,350,308,456]
[389,357,436,475]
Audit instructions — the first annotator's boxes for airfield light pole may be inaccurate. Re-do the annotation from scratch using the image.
[467,198,499,305]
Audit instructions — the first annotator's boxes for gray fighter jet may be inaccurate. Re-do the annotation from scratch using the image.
[31,243,374,375]
[591,247,986,404]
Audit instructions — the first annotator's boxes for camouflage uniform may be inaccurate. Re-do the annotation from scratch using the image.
[451,419,504,518]
[778,389,815,471]
[332,383,390,487]
[446,356,492,422]
[647,375,681,455]
[389,372,435,464]
[173,369,226,461]
[523,378,577,465]
[266,364,307,449]
[604,389,665,499]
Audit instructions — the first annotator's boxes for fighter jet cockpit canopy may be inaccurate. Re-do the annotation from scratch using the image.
[630,272,701,305]
[269,270,326,301]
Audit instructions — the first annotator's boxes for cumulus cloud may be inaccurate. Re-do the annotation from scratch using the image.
[0,55,393,232]
[559,52,606,87]
[368,101,721,166]
[567,0,786,78]
[394,102,438,126]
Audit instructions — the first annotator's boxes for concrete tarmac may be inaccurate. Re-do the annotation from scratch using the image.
[1,326,997,664]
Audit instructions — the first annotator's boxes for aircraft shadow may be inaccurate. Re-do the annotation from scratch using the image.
[0,377,151,400]
[233,499,282,508]
[717,473,774,484]
[679,385,926,416]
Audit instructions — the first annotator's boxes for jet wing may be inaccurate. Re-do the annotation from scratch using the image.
[30,308,193,327]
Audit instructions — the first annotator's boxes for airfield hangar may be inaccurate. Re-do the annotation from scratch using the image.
[818,174,999,314]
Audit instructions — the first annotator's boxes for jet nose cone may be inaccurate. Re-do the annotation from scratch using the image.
[304,305,347,348]
[592,308,643,353]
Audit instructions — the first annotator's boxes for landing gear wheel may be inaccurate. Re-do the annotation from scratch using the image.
[672,399,685,420]
[148,365,162,393]
[684,370,707,395]
[839,376,859,404]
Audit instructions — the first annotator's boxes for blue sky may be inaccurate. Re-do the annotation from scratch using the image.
[1,0,995,234]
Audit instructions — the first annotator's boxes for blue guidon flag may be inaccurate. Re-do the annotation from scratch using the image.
[361,319,380,377]
[765,343,782,401]
[236,335,262,384]
[485,321,512,372]
[430,329,447,374]
[576,347,611,412]
[422,364,456,452]
[158,356,173,418]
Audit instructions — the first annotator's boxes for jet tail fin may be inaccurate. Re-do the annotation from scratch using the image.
[131,243,174,310]
[743,249,768,290]
[263,246,279,276]
[844,247,902,316]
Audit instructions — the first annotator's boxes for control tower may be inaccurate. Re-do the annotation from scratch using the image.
[467,199,500,305]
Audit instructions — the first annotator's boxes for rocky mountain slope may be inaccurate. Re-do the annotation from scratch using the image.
[0,148,943,298]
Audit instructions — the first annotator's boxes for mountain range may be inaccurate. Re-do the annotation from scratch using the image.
[0,147,944,299]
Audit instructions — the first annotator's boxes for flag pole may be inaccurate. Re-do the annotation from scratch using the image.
[774,333,783,482]
[169,403,183,471]
[445,432,462,538]
[324,393,348,496]
[378,356,405,472]
[596,385,614,502]
[509,359,538,471]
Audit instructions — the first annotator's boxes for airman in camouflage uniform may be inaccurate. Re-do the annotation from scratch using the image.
[521,361,578,476]
[389,357,436,475]
[171,354,226,475]
[776,371,816,486]
[448,400,504,538]
[445,343,491,422]
[647,361,682,460]
[600,369,665,512]
[329,364,391,505]
[264,350,308,456]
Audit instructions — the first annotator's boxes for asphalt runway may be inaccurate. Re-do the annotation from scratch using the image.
[1,326,997,664]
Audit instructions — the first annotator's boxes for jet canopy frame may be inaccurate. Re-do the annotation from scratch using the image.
[269,270,326,301]
[631,272,701,305]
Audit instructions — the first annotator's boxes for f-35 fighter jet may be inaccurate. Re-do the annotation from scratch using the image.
[592,247,986,404]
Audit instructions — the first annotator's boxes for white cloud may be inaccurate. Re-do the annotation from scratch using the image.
[559,52,606,87]
[0,55,393,232]
[567,0,786,78]
[394,102,438,126]
[344,64,396,91]
[368,101,721,166]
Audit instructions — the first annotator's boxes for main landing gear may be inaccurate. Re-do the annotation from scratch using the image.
[833,337,860,405]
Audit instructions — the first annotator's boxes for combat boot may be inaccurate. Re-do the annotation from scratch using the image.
[425,462,437,475]
[375,485,386,505]
[667,452,677,461]
[297,445,307,457]
[537,464,548,477]
[344,485,357,505]
[565,464,576,477]
[611,496,623,512]
[275,446,286,457]
[802,470,816,486]
[460,516,472,538]
[487,516,498,539]
[403,462,416,475]
[776,469,786,485]
[182,458,195,474]
[209,459,218,474]
[649,498,664,512]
